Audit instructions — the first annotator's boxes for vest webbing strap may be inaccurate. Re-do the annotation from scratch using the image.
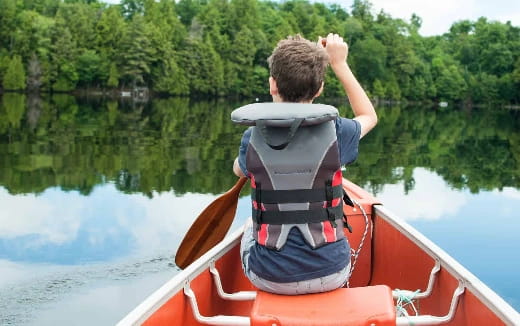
[251,185,343,204]
[253,205,343,225]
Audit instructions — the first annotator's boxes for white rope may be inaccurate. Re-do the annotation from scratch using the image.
[394,289,420,318]
[346,196,370,287]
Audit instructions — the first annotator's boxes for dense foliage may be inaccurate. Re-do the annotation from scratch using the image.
[0,0,519,103]
[1,94,518,196]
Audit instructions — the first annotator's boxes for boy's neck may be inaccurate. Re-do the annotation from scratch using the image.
[272,96,313,104]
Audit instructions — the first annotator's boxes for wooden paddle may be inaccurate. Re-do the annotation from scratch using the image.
[175,176,248,269]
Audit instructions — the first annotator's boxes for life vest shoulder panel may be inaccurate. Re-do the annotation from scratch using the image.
[232,103,345,250]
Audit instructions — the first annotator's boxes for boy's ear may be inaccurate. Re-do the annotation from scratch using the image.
[269,76,279,96]
[313,82,324,99]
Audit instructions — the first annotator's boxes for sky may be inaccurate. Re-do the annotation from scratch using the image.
[336,0,520,36]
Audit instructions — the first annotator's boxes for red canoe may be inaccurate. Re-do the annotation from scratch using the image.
[117,179,520,326]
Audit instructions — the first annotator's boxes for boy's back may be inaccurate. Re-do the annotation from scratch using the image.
[233,33,377,294]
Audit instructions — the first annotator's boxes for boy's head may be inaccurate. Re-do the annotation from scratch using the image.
[268,35,328,103]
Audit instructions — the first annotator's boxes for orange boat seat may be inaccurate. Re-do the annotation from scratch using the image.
[250,285,396,326]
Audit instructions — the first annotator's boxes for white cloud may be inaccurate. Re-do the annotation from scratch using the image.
[498,187,520,200]
[0,188,83,244]
[375,167,468,221]
[369,0,476,35]
[116,191,219,253]
[492,187,520,218]
[333,0,520,36]
[0,186,218,253]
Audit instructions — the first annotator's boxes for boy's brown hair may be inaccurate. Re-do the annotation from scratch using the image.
[267,35,329,102]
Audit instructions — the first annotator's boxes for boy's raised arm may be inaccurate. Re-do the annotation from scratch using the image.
[320,33,378,138]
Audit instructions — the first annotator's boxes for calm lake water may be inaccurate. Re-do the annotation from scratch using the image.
[0,93,519,325]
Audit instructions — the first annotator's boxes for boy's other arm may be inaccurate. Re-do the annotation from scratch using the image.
[322,33,378,139]
[334,62,377,139]
[233,157,245,177]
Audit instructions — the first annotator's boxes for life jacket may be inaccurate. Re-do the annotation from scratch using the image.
[231,103,353,250]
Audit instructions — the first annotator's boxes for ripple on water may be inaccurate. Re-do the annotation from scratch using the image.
[0,253,179,325]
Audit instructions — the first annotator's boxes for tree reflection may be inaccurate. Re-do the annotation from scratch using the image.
[0,93,518,196]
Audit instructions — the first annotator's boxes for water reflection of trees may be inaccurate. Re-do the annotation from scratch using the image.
[0,94,518,196]
[346,105,520,195]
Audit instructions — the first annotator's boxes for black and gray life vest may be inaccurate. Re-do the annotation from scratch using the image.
[231,103,352,250]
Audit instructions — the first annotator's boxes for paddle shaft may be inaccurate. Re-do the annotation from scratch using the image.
[175,177,248,269]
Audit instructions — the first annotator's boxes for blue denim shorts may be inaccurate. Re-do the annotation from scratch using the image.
[239,221,350,295]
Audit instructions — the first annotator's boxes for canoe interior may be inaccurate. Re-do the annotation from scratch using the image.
[140,180,514,326]
[371,216,502,325]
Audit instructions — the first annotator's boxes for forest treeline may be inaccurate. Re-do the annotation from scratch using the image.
[0,0,519,104]
[1,94,518,196]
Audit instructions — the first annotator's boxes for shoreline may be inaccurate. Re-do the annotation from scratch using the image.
[0,89,518,110]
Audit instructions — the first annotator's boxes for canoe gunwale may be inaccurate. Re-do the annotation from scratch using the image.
[116,227,244,326]
[374,205,520,325]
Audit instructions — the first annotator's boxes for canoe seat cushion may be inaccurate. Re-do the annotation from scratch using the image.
[250,285,396,326]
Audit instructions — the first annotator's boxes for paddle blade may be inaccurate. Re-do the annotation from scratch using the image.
[175,177,248,269]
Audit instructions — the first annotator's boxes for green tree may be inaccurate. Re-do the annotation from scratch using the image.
[384,76,401,100]
[1,93,26,129]
[143,0,188,94]
[180,39,224,95]
[350,37,386,86]
[259,3,296,47]
[0,54,10,84]
[95,5,126,60]
[0,0,17,51]
[119,15,156,86]
[3,55,26,91]
[229,27,257,95]
[350,0,373,25]
[0,0,517,102]
[407,76,427,100]
[95,5,126,87]
[473,19,515,76]
[153,55,190,95]
[12,10,54,62]
[436,65,467,102]
[53,62,78,91]
[251,66,269,95]
[176,0,203,26]
[107,63,120,88]
[343,17,364,45]
[77,50,101,87]
[55,2,98,51]
[229,0,260,36]
[468,73,499,104]
[50,25,78,91]
[513,57,520,84]
[497,74,515,103]
[372,79,385,99]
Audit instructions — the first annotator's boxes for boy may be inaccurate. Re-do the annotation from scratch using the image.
[233,33,377,294]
